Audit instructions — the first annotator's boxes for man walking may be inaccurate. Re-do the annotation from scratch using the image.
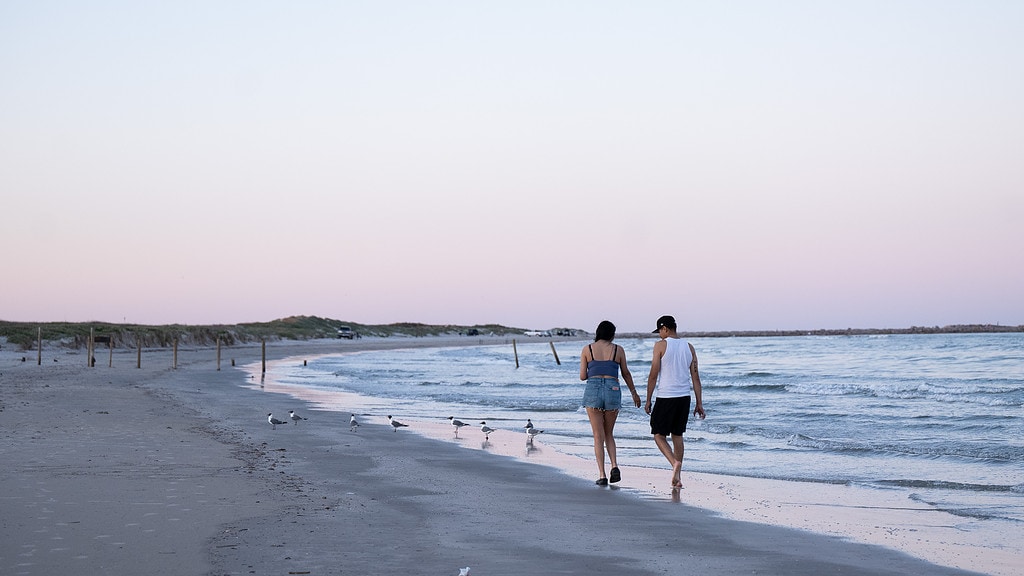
[645,315,705,488]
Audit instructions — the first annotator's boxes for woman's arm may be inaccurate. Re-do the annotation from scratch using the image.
[579,345,590,381]
[617,345,641,408]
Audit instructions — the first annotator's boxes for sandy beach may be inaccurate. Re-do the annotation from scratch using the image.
[0,337,1004,575]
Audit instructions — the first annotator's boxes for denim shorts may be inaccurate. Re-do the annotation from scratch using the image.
[583,377,622,411]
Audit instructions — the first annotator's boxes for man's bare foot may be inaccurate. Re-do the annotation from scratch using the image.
[671,460,682,487]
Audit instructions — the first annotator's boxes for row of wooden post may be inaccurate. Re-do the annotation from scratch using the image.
[34,328,559,373]
[29,329,263,373]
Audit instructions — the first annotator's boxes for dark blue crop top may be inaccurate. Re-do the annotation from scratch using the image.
[587,344,620,378]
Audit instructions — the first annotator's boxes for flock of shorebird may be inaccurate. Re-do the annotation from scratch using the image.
[448,416,544,443]
[267,410,544,443]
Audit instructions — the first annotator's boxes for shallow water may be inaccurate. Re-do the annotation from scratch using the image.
[269,333,1024,524]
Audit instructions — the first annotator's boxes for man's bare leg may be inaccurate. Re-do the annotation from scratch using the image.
[654,434,679,486]
[671,434,685,488]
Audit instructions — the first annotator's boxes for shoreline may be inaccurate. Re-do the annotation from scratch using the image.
[1,337,1010,575]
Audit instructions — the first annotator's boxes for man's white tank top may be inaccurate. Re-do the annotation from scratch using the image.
[654,338,693,399]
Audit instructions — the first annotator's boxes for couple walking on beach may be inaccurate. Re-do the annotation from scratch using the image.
[579,315,705,488]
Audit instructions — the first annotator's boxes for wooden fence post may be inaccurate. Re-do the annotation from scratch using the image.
[513,339,519,368]
[173,338,178,369]
[549,341,561,365]
[37,326,42,366]
[137,336,142,369]
[217,336,222,371]
[261,339,266,374]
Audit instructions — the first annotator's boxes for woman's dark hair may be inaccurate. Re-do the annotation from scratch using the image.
[594,320,616,342]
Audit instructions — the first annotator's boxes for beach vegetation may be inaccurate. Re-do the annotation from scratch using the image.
[0,316,533,351]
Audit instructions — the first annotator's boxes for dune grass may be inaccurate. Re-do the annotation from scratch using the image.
[0,316,530,351]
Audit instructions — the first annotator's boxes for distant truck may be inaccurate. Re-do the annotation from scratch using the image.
[337,326,356,339]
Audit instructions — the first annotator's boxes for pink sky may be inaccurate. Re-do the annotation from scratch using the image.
[2,2,1022,333]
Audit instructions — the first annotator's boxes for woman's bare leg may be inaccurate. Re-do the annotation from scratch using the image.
[603,409,619,469]
[586,407,608,479]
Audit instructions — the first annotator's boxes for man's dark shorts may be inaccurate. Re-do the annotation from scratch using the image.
[650,395,691,436]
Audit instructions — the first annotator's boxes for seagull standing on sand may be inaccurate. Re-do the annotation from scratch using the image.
[479,421,496,440]
[388,415,408,432]
[350,414,360,432]
[267,413,288,430]
[289,410,307,424]
[527,426,544,443]
[459,568,471,576]
[448,416,470,438]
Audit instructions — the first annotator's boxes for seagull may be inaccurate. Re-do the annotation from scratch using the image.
[459,568,471,576]
[267,413,288,430]
[388,415,408,432]
[527,426,544,443]
[350,414,360,432]
[524,418,534,432]
[479,421,496,440]
[289,410,307,424]
[448,416,470,438]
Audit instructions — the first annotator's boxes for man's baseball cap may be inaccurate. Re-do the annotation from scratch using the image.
[652,315,676,333]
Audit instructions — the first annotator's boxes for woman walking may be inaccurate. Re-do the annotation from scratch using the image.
[580,320,641,485]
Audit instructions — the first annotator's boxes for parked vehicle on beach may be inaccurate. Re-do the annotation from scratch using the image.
[337,326,356,339]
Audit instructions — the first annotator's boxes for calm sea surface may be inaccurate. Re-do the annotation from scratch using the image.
[271,333,1024,524]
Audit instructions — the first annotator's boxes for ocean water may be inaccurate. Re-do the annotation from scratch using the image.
[270,333,1024,524]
